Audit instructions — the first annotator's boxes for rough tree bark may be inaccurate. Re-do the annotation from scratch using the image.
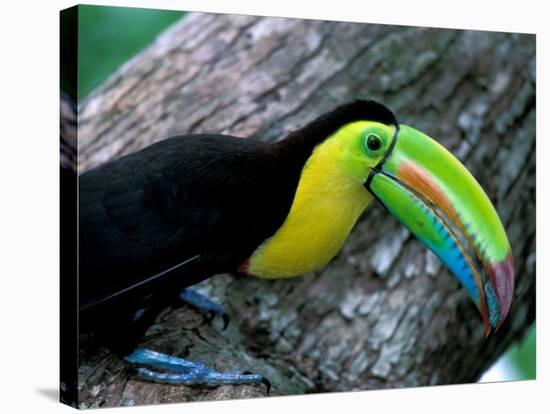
[73,12,535,408]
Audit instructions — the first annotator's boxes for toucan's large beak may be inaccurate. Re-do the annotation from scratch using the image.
[366,125,514,335]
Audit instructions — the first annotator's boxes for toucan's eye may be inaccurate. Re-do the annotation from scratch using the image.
[366,134,382,151]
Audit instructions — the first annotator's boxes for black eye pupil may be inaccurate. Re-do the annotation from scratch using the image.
[367,135,382,151]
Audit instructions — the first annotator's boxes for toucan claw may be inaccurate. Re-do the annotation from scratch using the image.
[124,348,268,389]
[178,288,229,329]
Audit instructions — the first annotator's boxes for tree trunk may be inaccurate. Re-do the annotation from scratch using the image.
[73,12,536,408]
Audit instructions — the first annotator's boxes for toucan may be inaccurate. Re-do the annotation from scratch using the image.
[79,100,514,390]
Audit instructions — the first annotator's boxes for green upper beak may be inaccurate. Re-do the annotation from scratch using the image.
[366,125,514,335]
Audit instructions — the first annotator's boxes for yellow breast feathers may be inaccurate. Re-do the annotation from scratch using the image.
[246,122,374,278]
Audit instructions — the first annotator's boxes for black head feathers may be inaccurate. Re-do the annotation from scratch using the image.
[314,99,398,131]
[276,99,398,160]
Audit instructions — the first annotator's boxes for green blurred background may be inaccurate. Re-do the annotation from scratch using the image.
[61,5,535,382]
[61,5,184,98]
[78,6,184,96]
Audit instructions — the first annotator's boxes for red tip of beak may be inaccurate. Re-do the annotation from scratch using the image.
[488,253,515,330]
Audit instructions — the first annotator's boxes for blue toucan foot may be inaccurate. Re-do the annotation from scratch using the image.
[178,288,229,329]
[124,348,271,392]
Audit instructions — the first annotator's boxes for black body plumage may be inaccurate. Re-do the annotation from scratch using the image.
[79,135,292,347]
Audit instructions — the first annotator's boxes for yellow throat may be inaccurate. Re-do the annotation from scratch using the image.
[246,122,374,278]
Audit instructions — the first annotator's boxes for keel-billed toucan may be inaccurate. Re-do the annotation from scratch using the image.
[79,100,514,389]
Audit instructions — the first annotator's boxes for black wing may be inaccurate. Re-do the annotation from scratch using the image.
[79,134,289,325]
